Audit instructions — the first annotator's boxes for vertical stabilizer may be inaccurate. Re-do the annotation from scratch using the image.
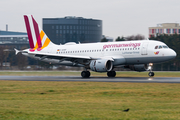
[24,15,53,52]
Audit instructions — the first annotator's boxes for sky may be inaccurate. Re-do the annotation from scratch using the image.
[0,0,180,39]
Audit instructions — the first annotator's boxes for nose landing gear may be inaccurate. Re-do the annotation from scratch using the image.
[148,63,155,77]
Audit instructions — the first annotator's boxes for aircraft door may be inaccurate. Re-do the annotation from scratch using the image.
[141,42,148,55]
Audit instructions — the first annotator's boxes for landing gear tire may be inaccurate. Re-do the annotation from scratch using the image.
[107,71,116,77]
[148,72,154,77]
[147,63,155,77]
[81,71,90,78]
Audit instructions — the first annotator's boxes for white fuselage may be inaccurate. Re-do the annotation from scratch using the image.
[23,40,176,67]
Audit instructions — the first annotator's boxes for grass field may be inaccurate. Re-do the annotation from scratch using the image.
[0,81,180,120]
[0,71,180,77]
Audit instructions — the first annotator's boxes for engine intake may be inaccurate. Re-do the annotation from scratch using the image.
[90,59,113,72]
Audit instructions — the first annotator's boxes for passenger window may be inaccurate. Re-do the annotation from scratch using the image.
[155,46,158,49]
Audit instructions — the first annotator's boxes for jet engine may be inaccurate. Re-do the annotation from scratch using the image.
[90,59,113,72]
[127,64,149,72]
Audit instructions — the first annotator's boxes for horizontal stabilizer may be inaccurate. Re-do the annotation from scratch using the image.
[14,48,20,55]
[14,48,28,55]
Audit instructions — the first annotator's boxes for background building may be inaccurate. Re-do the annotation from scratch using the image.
[43,16,102,44]
[0,30,29,69]
[0,30,29,49]
[149,23,180,38]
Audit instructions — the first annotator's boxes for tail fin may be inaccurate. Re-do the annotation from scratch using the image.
[24,15,52,52]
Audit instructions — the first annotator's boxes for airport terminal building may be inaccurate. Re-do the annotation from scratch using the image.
[43,16,102,44]
[149,23,180,37]
[0,30,29,49]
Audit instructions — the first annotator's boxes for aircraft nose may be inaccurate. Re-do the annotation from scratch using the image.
[170,49,177,59]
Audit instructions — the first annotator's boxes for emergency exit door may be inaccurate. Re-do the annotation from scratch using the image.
[141,42,148,55]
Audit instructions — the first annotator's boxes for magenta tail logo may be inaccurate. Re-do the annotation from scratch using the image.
[32,16,42,51]
[24,15,34,49]
[24,15,50,52]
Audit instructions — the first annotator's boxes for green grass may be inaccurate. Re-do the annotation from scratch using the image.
[0,71,180,77]
[0,81,180,120]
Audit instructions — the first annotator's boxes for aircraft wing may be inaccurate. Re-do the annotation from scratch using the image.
[26,51,119,66]
[28,51,92,60]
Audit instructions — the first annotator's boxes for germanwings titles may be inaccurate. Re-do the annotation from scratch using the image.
[15,15,177,78]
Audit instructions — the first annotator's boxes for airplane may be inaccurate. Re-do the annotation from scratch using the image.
[15,15,177,78]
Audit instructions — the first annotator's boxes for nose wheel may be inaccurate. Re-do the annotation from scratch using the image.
[148,72,155,77]
[148,63,154,77]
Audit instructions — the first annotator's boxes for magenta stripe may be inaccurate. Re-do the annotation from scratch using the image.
[24,15,34,48]
[32,16,42,48]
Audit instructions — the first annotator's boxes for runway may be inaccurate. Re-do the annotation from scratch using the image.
[0,76,180,83]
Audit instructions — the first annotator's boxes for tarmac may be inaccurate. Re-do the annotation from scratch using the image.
[0,76,180,83]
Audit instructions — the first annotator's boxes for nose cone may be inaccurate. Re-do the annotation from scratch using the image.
[169,49,177,59]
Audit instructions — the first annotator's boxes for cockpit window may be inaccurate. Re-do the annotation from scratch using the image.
[159,46,162,49]
[163,46,168,48]
[155,45,169,49]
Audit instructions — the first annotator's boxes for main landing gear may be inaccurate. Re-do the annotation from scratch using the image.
[81,70,116,78]
[148,63,155,77]
[107,71,116,77]
[81,71,90,78]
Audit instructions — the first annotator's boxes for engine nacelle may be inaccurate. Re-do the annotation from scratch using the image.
[128,64,148,72]
[90,59,113,72]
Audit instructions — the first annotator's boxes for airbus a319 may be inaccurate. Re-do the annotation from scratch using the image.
[15,15,177,78]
